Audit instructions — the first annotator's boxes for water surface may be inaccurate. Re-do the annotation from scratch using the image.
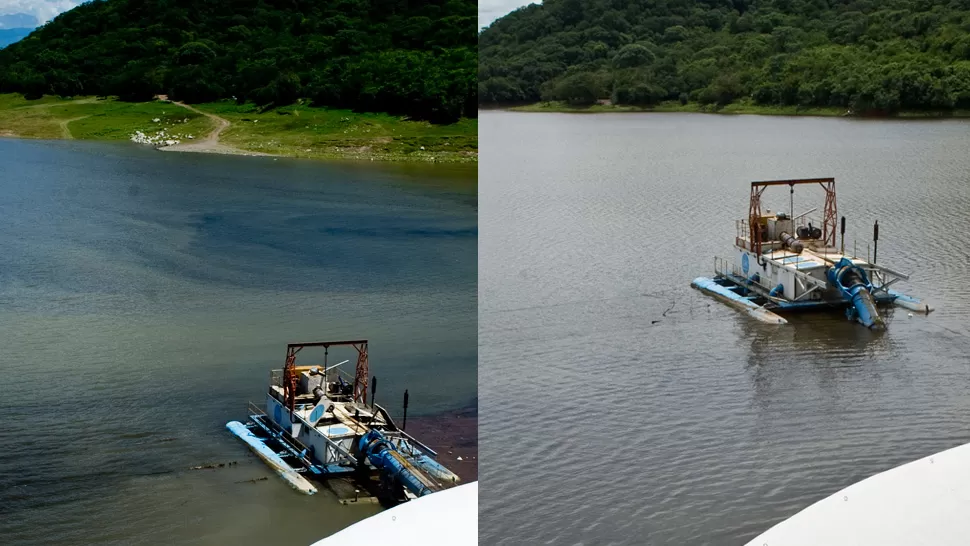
[0,139,476,545]
[479,111,970,545]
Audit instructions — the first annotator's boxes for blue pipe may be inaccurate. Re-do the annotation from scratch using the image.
[359,429,434,497]
[826,258,884,329]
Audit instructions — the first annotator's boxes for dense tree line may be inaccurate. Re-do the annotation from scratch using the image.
[479,0,970,113]
[0,0,476,123]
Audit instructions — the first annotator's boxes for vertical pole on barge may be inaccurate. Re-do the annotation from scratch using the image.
[403,389,409,431]
[840,216,846,255]
[790,183,794,221]
[371,375,377,411]
[873,220,879,265]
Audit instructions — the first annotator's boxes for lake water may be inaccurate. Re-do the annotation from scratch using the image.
[0,139,477,545]
[478,111,970,545]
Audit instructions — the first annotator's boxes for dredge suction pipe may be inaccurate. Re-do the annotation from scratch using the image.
[358,429,436,497]
[827,258,884,329]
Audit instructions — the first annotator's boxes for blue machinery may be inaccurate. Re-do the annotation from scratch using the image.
[359,429,436,498]
[827,257,884,329]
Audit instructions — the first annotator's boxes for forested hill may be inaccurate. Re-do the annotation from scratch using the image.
[479,0,970,113]
[0,0,476,122]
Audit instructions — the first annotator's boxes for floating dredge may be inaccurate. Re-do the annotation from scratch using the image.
[692,178,932,329]
[227,339,459,502]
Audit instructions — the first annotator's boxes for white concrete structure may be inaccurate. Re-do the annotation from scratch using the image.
[310,481,477,546]
[746,441,970,545]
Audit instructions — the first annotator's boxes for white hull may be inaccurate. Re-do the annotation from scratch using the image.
[746,441,970,545]
[309,481,478,546]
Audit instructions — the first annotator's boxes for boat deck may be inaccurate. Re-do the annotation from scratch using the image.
[764,248,867,269]
[738,235,872,270]
[269,384,387,434]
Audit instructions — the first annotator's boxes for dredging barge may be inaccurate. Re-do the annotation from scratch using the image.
[226,339,460,503]
[691,178,931,328]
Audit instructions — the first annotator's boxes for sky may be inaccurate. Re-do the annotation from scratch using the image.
[480,0,538,29]
[0,0,82,26]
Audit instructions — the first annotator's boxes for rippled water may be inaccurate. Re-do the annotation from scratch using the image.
[479,111,970,545]
[0,139,476,545]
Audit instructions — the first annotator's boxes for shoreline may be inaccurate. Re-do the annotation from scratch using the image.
[405,403,478,482]
[0,94,477,164]
[491,100,970,119]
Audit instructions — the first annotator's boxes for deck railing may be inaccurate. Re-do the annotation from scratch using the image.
[248,400,267,417]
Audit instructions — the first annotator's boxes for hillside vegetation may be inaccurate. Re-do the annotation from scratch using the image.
[479,0,970,113]
[0,0,476,123]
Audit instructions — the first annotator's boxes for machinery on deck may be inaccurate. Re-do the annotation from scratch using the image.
[691,178,932,328]
[227,339,460,503]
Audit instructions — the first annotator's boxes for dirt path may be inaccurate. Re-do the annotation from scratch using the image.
[158,96,269,156]
[60,116,89,139]
[9,98,93,139]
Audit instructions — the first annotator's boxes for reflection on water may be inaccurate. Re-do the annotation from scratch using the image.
[741,313,901,413]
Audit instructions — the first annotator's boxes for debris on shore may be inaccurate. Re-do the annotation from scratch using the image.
[130,116,198,147]
[189,461,238,470]
[130,129,195,147]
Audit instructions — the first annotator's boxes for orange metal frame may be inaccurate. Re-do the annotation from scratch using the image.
[282,339,370,412]
[748,178,837,255]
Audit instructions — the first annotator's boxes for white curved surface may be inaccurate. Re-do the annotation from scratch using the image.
[226,421,317,495]
[311,481,477,546]
[746,441,970,545]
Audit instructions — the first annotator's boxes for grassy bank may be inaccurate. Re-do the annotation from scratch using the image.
[196,102,477,163]
[0,94,212,140]
[0,94,477,163]
[507,99,970,118]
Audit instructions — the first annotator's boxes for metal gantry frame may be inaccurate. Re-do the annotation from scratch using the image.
[748,177,837,254]
[282,339,370,412]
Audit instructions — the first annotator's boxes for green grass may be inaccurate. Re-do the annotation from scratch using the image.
[195,100,477,163]
[0,94,212,140]
[68,102,212,140]
[508,99,970,118]
[508,101,649,113]
[0,94,478,163]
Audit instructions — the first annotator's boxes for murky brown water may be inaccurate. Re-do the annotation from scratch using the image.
[479,111,970,545]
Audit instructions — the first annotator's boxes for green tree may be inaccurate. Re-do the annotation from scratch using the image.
[613,44,656,68]
[0,0,476,122]
[542,72,604,105]
[479,0,970,114]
